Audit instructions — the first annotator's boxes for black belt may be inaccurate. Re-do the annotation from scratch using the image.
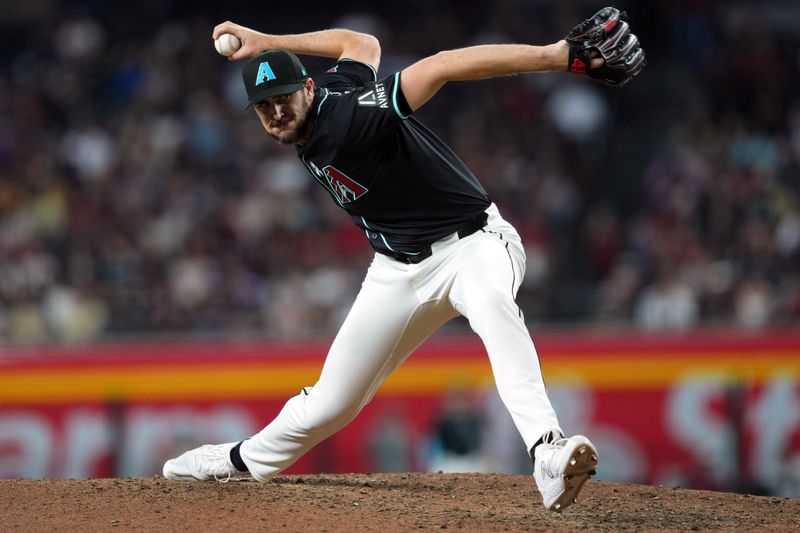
[387,211,489,265]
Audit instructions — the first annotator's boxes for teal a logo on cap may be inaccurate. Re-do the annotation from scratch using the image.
[255,62,277,85]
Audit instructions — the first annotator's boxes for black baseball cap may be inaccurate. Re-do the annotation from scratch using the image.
[242,50,309,108]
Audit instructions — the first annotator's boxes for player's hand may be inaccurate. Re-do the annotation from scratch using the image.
[212,21,265,61]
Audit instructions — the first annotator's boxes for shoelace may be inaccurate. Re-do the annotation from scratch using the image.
[540,438,569,479]
[192,445,233,483]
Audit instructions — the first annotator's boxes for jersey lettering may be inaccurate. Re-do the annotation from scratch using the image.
[358,83,388,109]
[308,161,324,178]
[323,165,369,203]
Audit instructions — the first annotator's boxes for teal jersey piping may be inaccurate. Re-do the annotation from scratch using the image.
[317,88,330,114]
[392,72,410,119]
[360,216,420,255]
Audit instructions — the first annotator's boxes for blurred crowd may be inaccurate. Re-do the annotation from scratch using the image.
[0,1,798,343]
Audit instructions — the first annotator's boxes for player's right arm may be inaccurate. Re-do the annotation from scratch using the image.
[212,22,381,72]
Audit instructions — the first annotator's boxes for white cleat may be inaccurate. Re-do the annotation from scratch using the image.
[162,442,246,482]
[533,435,598,512]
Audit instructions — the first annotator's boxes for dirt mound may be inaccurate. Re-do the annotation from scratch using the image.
[1,474,796,532]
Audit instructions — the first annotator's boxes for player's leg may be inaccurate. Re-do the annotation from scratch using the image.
[237,256,457,481]
[447,205,597,511]
[163,253,456,482]
[448,221,560,450]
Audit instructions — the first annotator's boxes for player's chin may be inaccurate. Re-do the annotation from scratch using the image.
[268,127,297,145]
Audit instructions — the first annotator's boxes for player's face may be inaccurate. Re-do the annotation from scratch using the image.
[253,80,314,145]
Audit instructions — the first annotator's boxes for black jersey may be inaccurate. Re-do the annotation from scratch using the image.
[296,59,491,259]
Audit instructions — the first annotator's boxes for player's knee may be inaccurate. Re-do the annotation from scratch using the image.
[305,405,357,435]
[302,392,360,434]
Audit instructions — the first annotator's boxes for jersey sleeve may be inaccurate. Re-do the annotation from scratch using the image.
[317,58,378,90]
[321,71,414,149]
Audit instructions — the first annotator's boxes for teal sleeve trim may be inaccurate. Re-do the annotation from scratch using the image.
[392,72,411,120]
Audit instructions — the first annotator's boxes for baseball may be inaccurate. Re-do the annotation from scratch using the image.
[214,33,241,57]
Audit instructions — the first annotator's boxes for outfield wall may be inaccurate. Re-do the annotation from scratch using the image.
[1,330,798,493]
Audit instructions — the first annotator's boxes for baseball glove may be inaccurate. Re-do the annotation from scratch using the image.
[566,6,646,86]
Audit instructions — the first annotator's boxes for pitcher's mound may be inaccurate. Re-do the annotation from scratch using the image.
[1,473,796,532]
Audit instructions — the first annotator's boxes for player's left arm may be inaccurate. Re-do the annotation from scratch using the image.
[401,7,645,112]
[399,41,575,112]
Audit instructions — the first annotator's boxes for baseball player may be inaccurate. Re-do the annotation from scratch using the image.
[164,8,645,512]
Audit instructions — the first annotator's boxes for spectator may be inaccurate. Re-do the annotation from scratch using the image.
[0,1,797,342]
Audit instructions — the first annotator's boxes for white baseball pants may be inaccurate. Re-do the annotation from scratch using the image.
[240,204,561,480]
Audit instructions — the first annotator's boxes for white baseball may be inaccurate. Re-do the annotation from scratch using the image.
[214,33,241,57]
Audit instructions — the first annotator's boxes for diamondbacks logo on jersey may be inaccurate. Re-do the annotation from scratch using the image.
[255,62,277,85]
[357,83,388,109]
[323,165,368,203]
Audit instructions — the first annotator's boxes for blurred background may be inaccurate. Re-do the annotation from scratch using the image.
[0,0,798,497]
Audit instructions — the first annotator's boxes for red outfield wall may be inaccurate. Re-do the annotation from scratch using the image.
[1,330,799,491]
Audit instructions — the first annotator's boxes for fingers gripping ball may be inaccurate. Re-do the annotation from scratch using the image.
[566,6,646,86]
[214,33,241,57]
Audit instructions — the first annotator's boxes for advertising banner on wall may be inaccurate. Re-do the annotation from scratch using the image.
[1,330,798,495]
